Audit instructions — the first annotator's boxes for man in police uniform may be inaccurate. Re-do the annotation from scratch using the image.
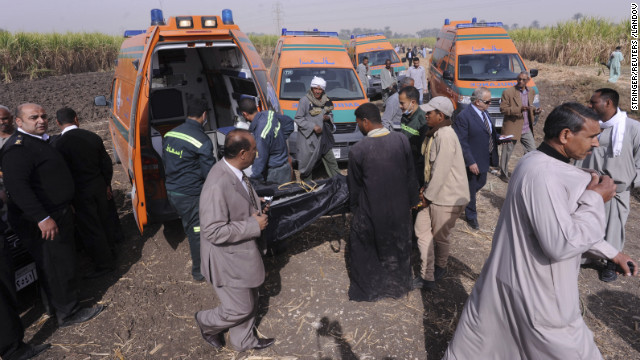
[398,86,428,185]
[238,98,294,184]
[162,98,216,282]
[2,103,104,327]
[53,107,115,278]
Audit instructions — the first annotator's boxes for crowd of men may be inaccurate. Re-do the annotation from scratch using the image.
[1,70,639,358]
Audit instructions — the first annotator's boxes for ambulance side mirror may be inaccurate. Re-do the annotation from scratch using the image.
[529,69,538,78]
[94,96,108,106]
[443,70,454,81]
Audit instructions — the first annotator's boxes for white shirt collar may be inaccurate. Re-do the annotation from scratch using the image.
[61,125,78,135]
[223,158,245,181]
[17,127,50,141]
[471,104,492,130]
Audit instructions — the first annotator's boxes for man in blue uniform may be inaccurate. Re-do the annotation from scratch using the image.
[238,98,294,184]
[162,98,216,281]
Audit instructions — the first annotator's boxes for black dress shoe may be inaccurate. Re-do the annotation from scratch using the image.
[466,218,479,230]
[252,338,275,350]
[412,276,425,289]
[5,342,51,360]
[434,266,447,281]
[194,313,224,349]
[423,280,436,290]
[58,305,104,327]
[84,267,115,279]
[599,261,618,282]
[412,276,436,290]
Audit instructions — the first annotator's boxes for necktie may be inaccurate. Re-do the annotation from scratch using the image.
[483,112,494,153]
[242,174,259,211]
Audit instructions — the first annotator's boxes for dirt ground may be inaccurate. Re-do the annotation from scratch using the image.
[1,61,640,360]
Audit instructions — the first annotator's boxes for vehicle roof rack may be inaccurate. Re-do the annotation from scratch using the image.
[281,28,338,37]
[124,30,147,38]
[351,33,384,39]
[456,22,504,29]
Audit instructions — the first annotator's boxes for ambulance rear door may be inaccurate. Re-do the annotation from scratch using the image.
[129,26,161,233]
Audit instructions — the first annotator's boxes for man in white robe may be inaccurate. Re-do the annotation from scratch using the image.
[576,88,640,282]
[443,102,637,360]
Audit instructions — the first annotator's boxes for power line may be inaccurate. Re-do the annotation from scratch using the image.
[272,1,283,35]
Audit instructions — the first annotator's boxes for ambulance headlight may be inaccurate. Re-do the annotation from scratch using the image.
[176,17,193,29]
[459,96,471,104]
[202,17,217,28]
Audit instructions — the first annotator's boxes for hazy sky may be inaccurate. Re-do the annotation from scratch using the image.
[0,0,631,36]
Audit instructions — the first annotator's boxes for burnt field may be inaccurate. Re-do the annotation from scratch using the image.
[1,62,639,359]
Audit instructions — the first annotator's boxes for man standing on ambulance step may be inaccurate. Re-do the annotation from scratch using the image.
[238,98,294,184]
[162,98,216,282]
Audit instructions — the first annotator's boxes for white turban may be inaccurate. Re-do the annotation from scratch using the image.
[310,76,326,90]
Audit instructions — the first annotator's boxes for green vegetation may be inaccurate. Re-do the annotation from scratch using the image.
[510,17,630,66]
[248,34,278,60]
[0,31,122,82]
[0,17,628,82]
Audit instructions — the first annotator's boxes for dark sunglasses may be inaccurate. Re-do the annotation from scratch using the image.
[480,100,491,105]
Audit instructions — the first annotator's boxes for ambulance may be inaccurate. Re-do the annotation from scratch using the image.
[94,9,280,233]
[346,33,406,99]
[428,18,540,129]
[268,29,367,162]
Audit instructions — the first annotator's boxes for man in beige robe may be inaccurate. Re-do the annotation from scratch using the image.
[443,103,637,360]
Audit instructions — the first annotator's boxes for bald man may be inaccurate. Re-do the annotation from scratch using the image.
[1,103,103,327]
[195,129,275,352]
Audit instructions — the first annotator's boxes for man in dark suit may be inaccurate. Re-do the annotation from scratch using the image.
[54,107,115,277]
[2,103,103,327]
[195,129,275,352]
[452,88,499,230]
[0,181,51,360]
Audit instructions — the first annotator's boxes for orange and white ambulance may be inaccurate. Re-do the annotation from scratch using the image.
[268,29,368,162]
[95,9,280,233]
[428,18,540,129]
[347,33,406,98]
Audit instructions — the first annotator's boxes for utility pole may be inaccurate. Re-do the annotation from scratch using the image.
[273,1,283,35]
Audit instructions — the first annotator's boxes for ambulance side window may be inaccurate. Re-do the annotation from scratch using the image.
[438,56,448,72]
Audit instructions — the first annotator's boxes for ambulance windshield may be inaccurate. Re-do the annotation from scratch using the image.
[457,54,527,81]
[358,50,401,66]
[279,68,365,101]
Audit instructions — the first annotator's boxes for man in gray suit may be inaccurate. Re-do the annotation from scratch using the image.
[195,129,275,352]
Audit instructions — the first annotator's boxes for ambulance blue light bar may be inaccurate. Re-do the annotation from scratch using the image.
[124,30,146,38]
[456,22,504,29]
[151,9,165,26]
[353,33,384,38]
[281,29,338,37]
[222,9,234,25]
